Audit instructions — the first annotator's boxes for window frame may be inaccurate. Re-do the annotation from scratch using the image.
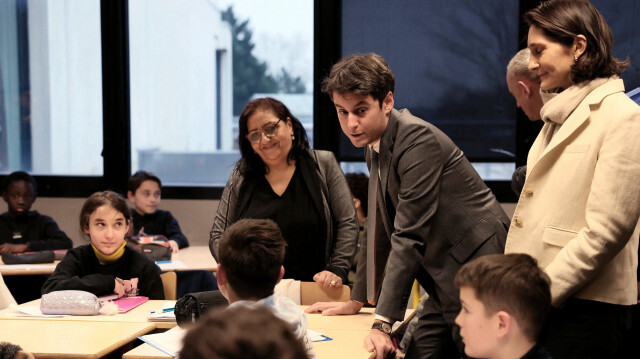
[1,0,540,202]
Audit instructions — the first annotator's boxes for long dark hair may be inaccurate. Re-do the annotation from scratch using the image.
[525,0,629,84]
[237,97,309,176]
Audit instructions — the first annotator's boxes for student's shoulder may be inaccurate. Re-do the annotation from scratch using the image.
[61,244,93,262]
[25,210,59,224]
[153,209,175,218]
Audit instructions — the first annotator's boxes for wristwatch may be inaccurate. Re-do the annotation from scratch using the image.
[371,321,393,335]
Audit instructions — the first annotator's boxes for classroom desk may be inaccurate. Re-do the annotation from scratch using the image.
[0,299,178,330]
[0,246,217,276]
[160,245,217,272]
[122,307,377,359]
[0,319,156,358]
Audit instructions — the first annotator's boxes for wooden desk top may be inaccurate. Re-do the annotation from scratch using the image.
[162,245,217,272]
[0,319,155,358]
[0,261,58,276]
[0,300,178,330]
[0,246,216,276]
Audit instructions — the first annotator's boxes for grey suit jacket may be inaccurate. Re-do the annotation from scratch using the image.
[352,108,510,322]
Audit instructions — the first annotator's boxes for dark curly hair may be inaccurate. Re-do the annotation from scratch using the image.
[237,97,309,176]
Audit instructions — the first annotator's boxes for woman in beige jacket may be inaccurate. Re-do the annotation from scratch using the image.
[505,1,640,358]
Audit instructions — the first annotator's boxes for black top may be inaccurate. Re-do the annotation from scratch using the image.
[41,244,164,299]
[521,344,553,359]
[131,209,189,248]
[239,168,325,281]
[0,211,72,251]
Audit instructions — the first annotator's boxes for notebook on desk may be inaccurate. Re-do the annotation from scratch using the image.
[100,296,149,313]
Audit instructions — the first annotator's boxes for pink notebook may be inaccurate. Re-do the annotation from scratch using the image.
[105,296,149,313]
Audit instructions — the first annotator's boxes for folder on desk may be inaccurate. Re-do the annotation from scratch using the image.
[107,296,149,313]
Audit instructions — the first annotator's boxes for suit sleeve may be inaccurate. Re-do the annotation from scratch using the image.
[545,100,640,306]
[41,251,115,296]
[376,125,445,321]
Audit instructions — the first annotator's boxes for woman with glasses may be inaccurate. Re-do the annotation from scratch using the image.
[209,97,358,289]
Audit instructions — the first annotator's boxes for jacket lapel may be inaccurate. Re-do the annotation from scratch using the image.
[531,80,624,171]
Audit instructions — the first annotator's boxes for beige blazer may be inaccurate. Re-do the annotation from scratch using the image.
[506,79,640,307]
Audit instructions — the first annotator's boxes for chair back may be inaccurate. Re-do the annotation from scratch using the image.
[300,281,350,305]
[160,272,177,300]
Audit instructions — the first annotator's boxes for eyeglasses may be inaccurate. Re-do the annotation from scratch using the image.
[246,119,282,143]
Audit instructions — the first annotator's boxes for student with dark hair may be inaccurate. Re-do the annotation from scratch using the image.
[42,191,164,299]
[180,306,309,359]
[454,253,552,359]
[0,171,72,254]
[0,342,34,359]
[216,218,316,359]
[210,97,358,289]
[1,171,72,303]
[506,1,640,358]
[127,170,188,252]
[127,170,217,297]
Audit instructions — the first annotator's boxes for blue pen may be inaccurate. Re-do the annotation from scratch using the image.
[150,307,175,314]
[156,260,172,264]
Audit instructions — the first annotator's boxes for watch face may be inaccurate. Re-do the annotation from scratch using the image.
[373,322,392,334]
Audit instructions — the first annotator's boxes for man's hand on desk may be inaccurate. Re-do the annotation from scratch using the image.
[366,327,396,359]
[304,299,363,315]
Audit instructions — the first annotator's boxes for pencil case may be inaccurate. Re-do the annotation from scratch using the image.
[40,290,101,315]
[2,250,55,264]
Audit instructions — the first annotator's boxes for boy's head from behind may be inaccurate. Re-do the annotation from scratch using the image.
[127,170,161,215]
[217,218,286,301]
[180,306,308,359]
[2,171,38,218]
[454,253,551,359]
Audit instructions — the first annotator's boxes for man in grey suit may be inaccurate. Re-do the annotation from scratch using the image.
[306,53,510,358]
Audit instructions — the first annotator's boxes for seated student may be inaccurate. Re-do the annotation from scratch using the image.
[180,306,309,359]
[127,170,217,297]
[0,342,35,359]
[0,171,72,253]
[41,191,164,299]
[454,253,552,359]
[216,218,316,359]
[127,170,188,252]
[0,171,72,303]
